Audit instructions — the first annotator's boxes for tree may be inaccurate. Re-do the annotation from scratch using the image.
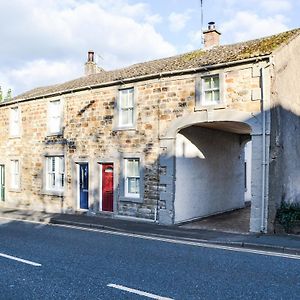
[6,89,12,100]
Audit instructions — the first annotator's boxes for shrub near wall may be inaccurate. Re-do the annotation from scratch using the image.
[276,202,300,233]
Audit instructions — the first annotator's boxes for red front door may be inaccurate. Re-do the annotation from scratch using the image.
[102,163,114,212]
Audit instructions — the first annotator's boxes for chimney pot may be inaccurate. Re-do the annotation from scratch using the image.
[88,50,94,62]
[84,50,105,76]
[208,21,215,30]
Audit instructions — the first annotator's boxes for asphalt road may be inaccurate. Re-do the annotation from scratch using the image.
[0,219,300,300]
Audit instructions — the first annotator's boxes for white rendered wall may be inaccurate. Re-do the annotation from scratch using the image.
[174,126,245,223]
[244,141,252,202]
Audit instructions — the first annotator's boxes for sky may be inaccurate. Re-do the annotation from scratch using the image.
[0,0,299,96]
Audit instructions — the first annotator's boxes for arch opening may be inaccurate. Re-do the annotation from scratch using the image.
[174,122,252,233]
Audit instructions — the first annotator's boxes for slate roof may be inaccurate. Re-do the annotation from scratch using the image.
[14,28,300,101]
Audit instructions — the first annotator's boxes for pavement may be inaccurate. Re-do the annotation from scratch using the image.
[0,208,300,255]
[181,205,251,233]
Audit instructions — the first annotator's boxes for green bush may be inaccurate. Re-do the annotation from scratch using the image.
[276,202,300,233]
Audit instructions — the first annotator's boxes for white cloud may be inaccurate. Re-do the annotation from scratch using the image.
[223,0,239,5]
[1,60,82,97]
[168,11,191,32]
[96,0,149,18]
[145,14,163,25]
[221,11,289,43]
[259,0,292,13]
[188,30,203,48]
[0,0,176,95]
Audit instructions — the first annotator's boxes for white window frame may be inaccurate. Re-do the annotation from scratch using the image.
[48,99,62,135]
[9,107,20,137]
[201,75,220,105]
[10,159,20,190]
[118,88,134,128]
[196,72,225,109]
[45,156,65,192]
[124,158,140,198]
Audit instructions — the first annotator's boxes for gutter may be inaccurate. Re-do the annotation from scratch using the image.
[0,55,270,107]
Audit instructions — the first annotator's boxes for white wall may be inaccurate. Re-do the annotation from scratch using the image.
[174,126,245,223]
[244,141,252,202]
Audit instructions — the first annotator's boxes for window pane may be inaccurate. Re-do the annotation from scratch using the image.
[51,101,61,117]
[127,159,139,177]
[127,109,133,126]
[13,108,18,121]
[127,160,133,176]
[205,91,213,102]
[214,90,220,102]
[51,174,56,187]
[13,160,19,173]
[49,100,61,133]
[59,157,65,173]
[120,109,128,125]
[120,91,127,108]
[11,160,20,189]
[47,158,52,172]
[212,76,219,89]
[52,158,55,172]
[127,89,134,107]
[132,159,139,176]
[128,178,139,194]
[10,108,20,136]
[203,78,211,89]
[50,116,61,133]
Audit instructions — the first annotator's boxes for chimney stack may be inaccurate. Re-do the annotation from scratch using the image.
[84,50,104,76]
[203,22,221,49]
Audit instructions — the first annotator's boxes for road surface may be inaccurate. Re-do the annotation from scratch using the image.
[0,218,299,299]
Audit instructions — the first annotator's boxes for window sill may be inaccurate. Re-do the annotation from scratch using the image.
[46,132,63,137]
[8,188,21,193]
[9,135,21,139]
[113,126,136,132]
[195,103,227,111]
[41,190,64,197]
[119,196,143,203]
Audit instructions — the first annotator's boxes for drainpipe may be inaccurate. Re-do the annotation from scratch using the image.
[260,66,269,232]
[155,82,161,223]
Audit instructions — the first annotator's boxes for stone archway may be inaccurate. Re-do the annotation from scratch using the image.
[158,109,267,233]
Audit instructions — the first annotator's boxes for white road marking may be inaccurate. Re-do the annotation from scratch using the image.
[108,283,174,300]
[0,252,42,267]
[56,224,300,260]
[1,216,300,261]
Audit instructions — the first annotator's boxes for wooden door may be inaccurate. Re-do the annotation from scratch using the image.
[102,164,113,212]
[79,163,89,209]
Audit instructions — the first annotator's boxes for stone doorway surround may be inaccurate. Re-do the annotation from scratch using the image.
[158,109,269,233]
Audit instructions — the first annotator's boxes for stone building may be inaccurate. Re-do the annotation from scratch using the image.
[1,25,300,233]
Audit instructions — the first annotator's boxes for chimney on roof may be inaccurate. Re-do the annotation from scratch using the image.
[203,22,221,49]
[84,50,104,76]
